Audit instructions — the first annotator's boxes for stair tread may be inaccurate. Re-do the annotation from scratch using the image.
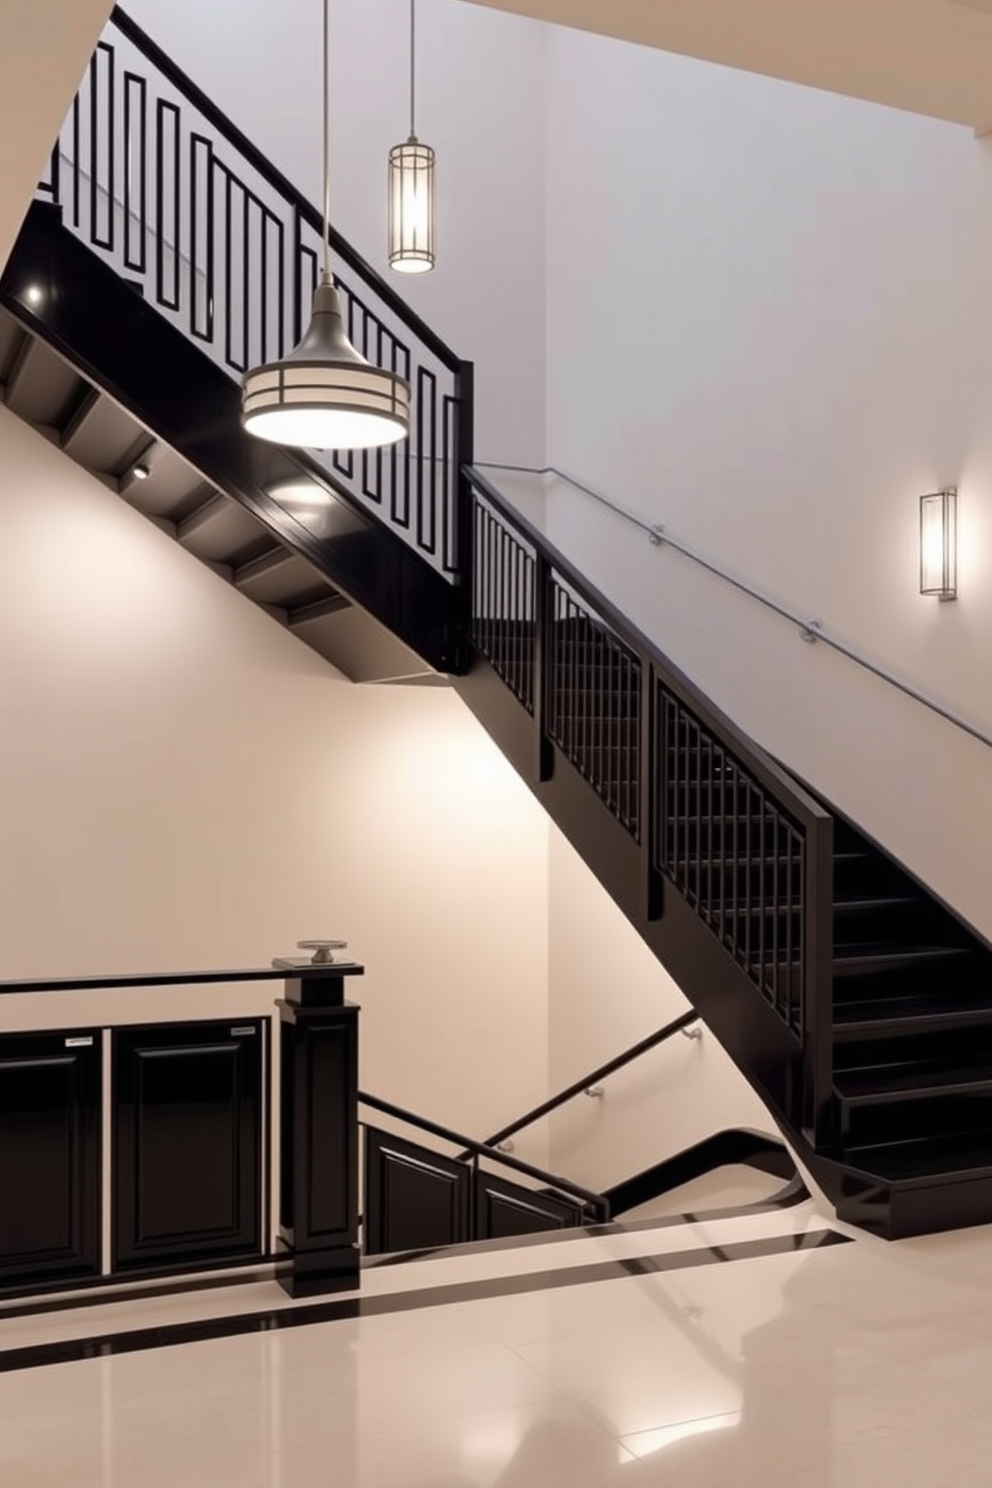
[836,1057,992,1103]
[832,943,971,976]
[834,991,992,1034]
[846,1134,992,1183]
[833,894,920,913]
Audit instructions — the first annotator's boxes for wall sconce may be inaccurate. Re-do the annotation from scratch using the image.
[920,487,957,600]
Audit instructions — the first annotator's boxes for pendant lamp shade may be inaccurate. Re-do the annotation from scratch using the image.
[389,137,436,273]
[242,280,409,449]
[241,0,410,451]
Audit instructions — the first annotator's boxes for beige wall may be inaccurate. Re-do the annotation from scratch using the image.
[0,0,112,273]
[0,405,772,1210]
[0,408,551,1154]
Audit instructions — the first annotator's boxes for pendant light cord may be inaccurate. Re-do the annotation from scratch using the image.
[322,0,331,282]
[410,0,416,139]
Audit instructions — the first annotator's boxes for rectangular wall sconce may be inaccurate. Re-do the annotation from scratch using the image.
[920,487,957,600]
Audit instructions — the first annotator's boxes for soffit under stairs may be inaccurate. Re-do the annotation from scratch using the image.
[0,306,438,687]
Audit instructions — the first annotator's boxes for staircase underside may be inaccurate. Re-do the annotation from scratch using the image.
[0,203,465,684]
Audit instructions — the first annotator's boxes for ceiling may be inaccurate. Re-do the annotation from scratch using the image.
[460,0,992,132]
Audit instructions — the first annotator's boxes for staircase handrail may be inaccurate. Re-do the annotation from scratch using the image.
[465,465,832,829]
[358,1089,610,1221]
[469,1009,701,1157]
[479,459,992,757]
[109,6,462,376]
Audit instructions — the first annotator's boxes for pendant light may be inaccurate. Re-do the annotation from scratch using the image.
[242,0,410,450]
[388,0,436,273]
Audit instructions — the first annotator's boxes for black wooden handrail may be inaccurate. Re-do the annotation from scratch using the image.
[465,465,831,834]
[0,965,336,996]
[358,1090,609,1218]
[110,6,462,374]
[474,1010,700,1155]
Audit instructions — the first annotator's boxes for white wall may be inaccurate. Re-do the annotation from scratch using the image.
[125,0,548,467]
[0,408,552,1155]
[544,27,992,940]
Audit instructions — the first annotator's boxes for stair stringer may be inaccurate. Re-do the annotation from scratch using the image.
[0,201,467,677]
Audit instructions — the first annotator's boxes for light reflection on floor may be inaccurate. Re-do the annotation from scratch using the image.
[0,1195,988,1488]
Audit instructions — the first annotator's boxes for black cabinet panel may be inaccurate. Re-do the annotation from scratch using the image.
[0,1030,101,1286]
[113,1020,263,1270]
[476,1172,586,1241]
[364,1126,470,1256]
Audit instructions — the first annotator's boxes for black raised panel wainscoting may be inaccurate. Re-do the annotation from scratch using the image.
[363,1127,471,1255]
[277,965,363,1297]
[0,1031,101,1286]
[112,1020,264,1271]
[475,1174,587,1240]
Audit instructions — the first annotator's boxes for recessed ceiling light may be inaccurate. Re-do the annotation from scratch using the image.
[24,285,43,306]
[132,463,151,481]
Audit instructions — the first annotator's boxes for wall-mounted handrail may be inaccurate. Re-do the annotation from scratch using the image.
[477,460,992,757]
[358,1090,609,1218]
[110,6,461,374]
[474,1009,700,1155]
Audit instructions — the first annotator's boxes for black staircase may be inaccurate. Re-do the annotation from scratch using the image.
[4,8,992,1241]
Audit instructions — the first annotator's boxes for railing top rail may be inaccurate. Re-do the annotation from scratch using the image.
[109,5,464,374]
[359,1090,607,1214]
[0,965,345,996]
[478,1010,700,1152]
[480,459,992,762]
[465,464,831,833]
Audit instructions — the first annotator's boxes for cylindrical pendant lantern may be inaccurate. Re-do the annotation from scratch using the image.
[920,487,957,600]
[389,136,436,273]
[389,0,436,274]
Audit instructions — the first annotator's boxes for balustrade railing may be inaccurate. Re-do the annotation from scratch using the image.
[655,685,806,1037]
[37,7,470,578]
[547,580,642,840]
[466,467,834,1139]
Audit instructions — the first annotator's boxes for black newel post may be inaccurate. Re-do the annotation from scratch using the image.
[275,954,365,1298]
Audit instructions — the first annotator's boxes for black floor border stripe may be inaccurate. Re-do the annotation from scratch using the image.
[0,1228,851,1376]
[0,1263,282,1323]
[365,1175,810,1269]
[0,1177,810,1321]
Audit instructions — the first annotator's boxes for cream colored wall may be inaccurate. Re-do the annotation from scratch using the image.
[0,408,551,1155]
[0,0,112,272]
[546,827,773,1192]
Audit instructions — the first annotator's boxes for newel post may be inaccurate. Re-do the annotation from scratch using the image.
[274,945,364,1297]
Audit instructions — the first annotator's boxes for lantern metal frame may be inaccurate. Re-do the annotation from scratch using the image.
[919,487,958,601]
[389,136,436,274]
[388,0,436,274]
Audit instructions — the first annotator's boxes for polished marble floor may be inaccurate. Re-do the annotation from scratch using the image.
[1,1190,990,1487]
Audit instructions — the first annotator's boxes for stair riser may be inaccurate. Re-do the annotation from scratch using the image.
[841,1091,992,1150]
